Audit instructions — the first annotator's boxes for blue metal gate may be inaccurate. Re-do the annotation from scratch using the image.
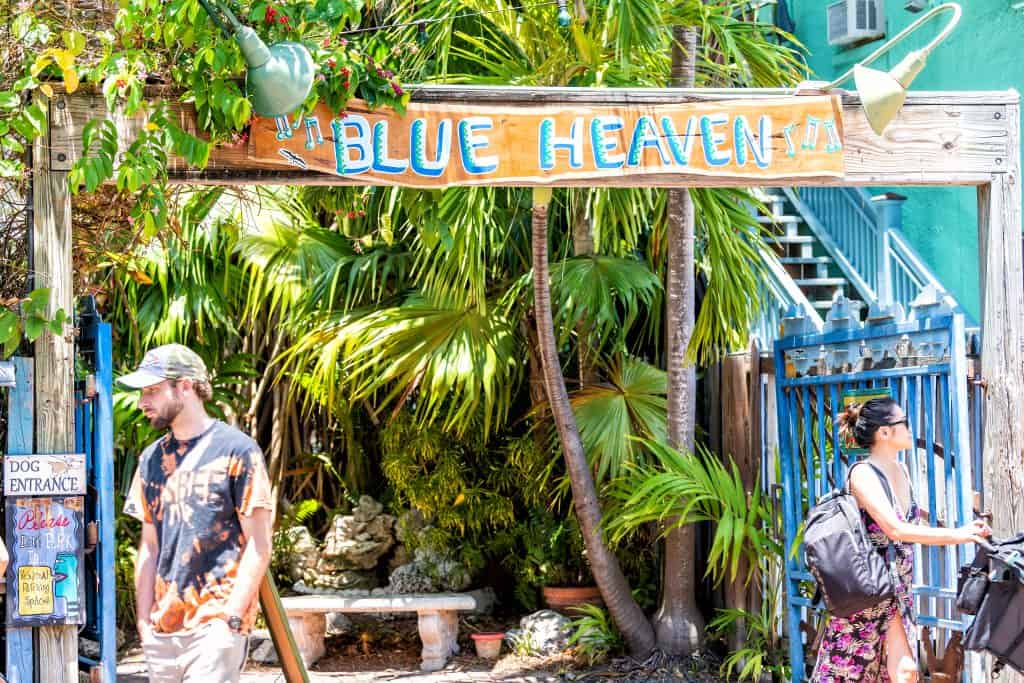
[774,294,981,681]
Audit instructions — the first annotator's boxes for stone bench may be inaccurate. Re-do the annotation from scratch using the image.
[279,593,478,672]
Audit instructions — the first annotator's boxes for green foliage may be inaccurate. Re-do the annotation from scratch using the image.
[506,630,538,657]
[708,600,791,682]
[506,509,591,609]
[0,289,69,358]
[270,498,323,585]
[113,492,142,631]
[380,413,517,538]
[549,255,662,353]
[565,355,668,485]
[7,0,408,228]
[607,440,780,586]
[568,604,625,665]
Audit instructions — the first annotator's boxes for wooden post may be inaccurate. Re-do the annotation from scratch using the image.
[32,95,78,683]
[721,351,755,650]
[977,96,1023,682]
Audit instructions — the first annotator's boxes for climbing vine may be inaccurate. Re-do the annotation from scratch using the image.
[2,0,410,237]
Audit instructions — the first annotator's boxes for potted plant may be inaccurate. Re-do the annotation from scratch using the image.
[516,509,603,614]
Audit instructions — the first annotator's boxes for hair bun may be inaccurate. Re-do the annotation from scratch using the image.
[838,402,863,437]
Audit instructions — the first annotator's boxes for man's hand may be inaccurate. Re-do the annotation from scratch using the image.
[137,619,154,643]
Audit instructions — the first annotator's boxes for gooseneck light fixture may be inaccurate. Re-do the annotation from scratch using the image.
[196,0,315,118]
[802,2,961,135]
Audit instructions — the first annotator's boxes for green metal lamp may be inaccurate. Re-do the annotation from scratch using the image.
[800,3,961,135]
[197,0,315,118]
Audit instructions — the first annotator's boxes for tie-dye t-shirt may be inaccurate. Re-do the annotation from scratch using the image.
[124,420,273,634]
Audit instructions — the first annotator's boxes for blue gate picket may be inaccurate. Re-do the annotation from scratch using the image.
[773,296,979,682]
[74,300,117,682]
[6,357,34,683]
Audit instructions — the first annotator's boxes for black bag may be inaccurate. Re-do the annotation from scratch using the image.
[957,545,991,615]
[804,461,901,618]
[961,533,1024,675]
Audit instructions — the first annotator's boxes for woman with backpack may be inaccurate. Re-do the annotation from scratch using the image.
[810,397,991,683]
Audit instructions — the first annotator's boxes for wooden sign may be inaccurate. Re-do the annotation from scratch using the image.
[4,454,86,496]
[6,497,85,627]
[252,96,845,187]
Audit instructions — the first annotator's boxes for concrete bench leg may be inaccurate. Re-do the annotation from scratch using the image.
[418,610,459,672]
[287,612,326,668]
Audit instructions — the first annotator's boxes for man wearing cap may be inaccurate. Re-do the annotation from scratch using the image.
[120,344,273,682]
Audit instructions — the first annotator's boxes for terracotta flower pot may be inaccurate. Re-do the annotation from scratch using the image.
[471,632,504,659]
[541,585,604,614]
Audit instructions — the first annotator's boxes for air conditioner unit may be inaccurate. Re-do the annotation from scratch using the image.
[827,0,886,46]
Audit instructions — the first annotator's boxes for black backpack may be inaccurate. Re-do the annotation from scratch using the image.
[960,533,1024,676]
[803,461,902,618]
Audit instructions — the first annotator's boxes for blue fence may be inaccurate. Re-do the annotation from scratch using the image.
[773,296,982,681]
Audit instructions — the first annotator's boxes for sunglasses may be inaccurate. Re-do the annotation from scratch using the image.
[887,417,909,427]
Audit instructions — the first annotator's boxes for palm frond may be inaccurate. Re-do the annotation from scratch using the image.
[280,294,522,437]
[564,355,667,484]
[550,254,662,353]
[606,439,780,585]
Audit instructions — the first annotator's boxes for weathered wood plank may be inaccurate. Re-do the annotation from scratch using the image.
[32,94,78,683]
[259,572,310,683]
[50,89,1016,187]
[6,358,34,683]
[721,351,755,650]
[978,100,1024,560]
[359,85,1022,107]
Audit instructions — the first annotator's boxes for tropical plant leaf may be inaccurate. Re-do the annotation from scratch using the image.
[606,439,781,585]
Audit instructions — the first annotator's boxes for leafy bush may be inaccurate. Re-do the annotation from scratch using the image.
[568,604,624,665]
[708,605,790,682]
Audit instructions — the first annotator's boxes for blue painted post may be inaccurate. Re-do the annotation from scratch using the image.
[872,193,907,308]
[774,344,805,683]
[95,321,117,683]
[6,357,34,683]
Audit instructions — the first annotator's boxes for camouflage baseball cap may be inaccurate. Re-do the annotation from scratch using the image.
[117,344,210,388]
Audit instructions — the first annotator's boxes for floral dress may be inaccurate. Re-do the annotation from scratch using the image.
[810,490,919,682]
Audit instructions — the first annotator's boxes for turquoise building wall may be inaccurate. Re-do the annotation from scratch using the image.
[785,0,1024,321]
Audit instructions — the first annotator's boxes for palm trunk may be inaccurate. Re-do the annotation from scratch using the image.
[652,24,705,655]
[573,207,597,386]
[531,188,656,656]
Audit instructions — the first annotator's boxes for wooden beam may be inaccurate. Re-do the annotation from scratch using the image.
[49,88,1017,188]
[978,99,1024,544]
[977,98,1023,683]
[31,94,78,683]
[721,351,755,651]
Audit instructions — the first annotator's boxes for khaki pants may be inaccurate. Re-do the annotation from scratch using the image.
[142,620,248,683]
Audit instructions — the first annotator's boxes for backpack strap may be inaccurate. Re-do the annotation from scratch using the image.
[846,460,897,510]
[898,461,918,509]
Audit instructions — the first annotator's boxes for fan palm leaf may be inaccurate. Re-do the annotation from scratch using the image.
[567,355,668,483]
[280,294,522,437]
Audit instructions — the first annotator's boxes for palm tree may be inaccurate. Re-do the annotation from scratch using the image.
[371,0,802,654]
[531,188,656,652]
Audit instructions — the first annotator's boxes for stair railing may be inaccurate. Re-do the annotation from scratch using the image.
[783,187,974,324]
[752,245,825,347]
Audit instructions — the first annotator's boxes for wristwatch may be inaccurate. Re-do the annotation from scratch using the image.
[227,615,243,633]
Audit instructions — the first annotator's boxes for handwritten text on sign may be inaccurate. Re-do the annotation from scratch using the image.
[252,96,845,187]
[6,497,85,627]
[4,454,86,496]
